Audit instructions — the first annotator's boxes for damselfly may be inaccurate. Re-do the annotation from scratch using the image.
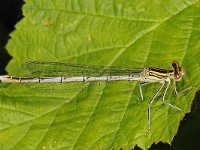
[0,61,185,129]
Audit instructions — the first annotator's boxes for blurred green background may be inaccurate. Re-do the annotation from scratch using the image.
[0,1,199,150]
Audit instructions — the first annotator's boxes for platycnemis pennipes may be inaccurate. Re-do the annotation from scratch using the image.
[0,61,186,129]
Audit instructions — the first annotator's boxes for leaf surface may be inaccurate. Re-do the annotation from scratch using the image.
[1,0,200,149]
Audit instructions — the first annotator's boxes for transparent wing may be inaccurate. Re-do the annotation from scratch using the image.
[23,61,144,77]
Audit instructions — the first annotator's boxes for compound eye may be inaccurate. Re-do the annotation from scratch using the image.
[172,61,179,69]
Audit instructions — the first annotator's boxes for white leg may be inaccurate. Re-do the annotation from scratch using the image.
[174,80,196,94]
[173,80,178,95]
[138,82,151,101]
[162,79,181,111]
[148,81,165,129]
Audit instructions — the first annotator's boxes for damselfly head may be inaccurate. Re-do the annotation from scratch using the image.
[172,61,185,81]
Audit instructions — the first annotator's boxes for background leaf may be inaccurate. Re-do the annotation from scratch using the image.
[0,0,200,149]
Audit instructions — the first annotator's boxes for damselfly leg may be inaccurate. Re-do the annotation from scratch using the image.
[173,78,195,95]
[147,79,182,129]
[148,81,165,129]
[162,79,182,111]
[173,80,178,95]
[138,82,151,101]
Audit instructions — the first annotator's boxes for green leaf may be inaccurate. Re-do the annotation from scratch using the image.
[1,0,200,149]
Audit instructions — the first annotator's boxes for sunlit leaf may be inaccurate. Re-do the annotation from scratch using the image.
[1,0,200,149]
